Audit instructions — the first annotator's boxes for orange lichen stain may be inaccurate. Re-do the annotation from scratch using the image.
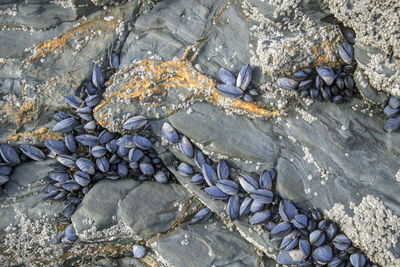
[311,40,340,67]
[141,255,160,267]
[95,38,279,126]
[23,16,119,65]
[7,127,63,142]
[212,3,229,22]
[210,87,280,117]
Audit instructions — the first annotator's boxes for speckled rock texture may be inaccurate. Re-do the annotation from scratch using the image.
[1,0,400,266]
[326,0,400,99]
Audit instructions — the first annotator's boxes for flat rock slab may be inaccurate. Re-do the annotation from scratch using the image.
[153,220,259,267]
[0,159,64,231]
[72,179,190,240]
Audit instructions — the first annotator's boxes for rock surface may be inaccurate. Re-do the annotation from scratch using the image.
[0,0,400,266]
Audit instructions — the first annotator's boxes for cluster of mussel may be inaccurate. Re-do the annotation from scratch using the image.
[162,123,374,267]
[277,41,356,103]
[216,64,259,101]
[0,143,46,185]
[383,95,400,132]
[44,54,173,244]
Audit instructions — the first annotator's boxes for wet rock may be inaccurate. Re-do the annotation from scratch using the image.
[153,220,259,267]
[72,179,189,240]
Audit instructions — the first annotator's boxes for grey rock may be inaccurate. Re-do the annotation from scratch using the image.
[354,68,387,105]
[0,159,63,230]
[153,220,259,267]
[72,179,189,239]
[168,102,278,166]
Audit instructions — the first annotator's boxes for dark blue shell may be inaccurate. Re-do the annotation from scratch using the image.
[162,122,179,143]
[249,210,271,225]
[92,65,104,89]
[218,68,236,85]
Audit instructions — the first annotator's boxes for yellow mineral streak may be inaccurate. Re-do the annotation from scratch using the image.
[312,40,340,67]
[23,16,119,65]
[7,127,63,142]
[95,43,279,127]
[141,255,161,267]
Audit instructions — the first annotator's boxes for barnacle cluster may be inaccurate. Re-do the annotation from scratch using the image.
[276,30,357,104]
